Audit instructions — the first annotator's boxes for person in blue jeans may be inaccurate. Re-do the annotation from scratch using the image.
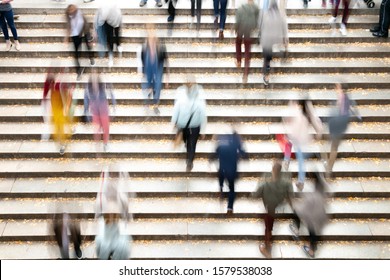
[213,0,228,39]
[0,0,20,51]
[141,28,168,115]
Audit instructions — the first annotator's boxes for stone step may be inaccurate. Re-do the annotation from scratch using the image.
[13,14,380,30]
[0,122,387,140]
[1,57,390,74]
[1,219,388,242]
[12,28,387,44]
[0,139,387,160]
[0,197,389,219]
[1,176,389,198]
[0,158,388,178]
[1,73,390,90]
[2,43,389,59]
[1,239,388,259]
[1,89,389,106]
[0,104,385,122]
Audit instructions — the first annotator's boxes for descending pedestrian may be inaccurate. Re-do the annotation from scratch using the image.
[213,0,228,39]
[370,0,390,38]
[289,172,329,258]
[0,0,21,51]
[53,212,83,259]
[84,71,116,152]
[253,161,294,258]
[190,0,203,31]
[141,26,169,115]
[235,0,259,83]
[328,0,351,36]
[95,2,123,67]
[260,0,288,86]
[172,75,207,172]
[65,4,95,80]
[326,82,361,174]
[210,129,248,214]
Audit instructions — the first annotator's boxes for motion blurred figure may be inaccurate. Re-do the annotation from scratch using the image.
[172,76,207,172]
[253,161,294,258]
[65,4,95,80]
[95,168,131,260]
[235,0,259,83]
[53,212,82,259]
[289,172,329,258]
[283,100,312,191]
[328,0,351,36]
[43,67,74,155]
[326,83,361,173]
[260,0,288,86]
[141,26,169,115]
[84,71,116,152]
[213,0,228,39]
[95,2,123,67]
[210,129,248,214]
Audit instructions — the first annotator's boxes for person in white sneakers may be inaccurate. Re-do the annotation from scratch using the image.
[329,0,351,36]
[0,0,20,51]
[139,0,163,7]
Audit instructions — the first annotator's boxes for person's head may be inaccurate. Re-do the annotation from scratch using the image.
[185,74,197,89]
[66,4,78,18]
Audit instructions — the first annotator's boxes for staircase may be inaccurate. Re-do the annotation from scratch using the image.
[0,0,389,259]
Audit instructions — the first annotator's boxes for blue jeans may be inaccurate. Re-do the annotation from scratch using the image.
[143,63,163,105]
[295,145,306,184]
[213,0,228,30]
[0,9,18,41]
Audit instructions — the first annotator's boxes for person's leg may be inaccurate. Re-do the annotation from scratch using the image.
[219,0,228,31]
[187,126,200,169]
[168,0,176,21]
[191,0,195,17]
[69,223,82,258]
[196,0,202,29]
[332,0,341,17]
[153,64,163,105]
[328,138,340,172]
[72,36,82,75]
[235,34,243,66]
[380,0,390,33]
[218,171,225,192]
[227,177,236,212]
[105,22,114,54]
[0,12,12,50]
[308,228,318,252]
[114,26,121,49]
[4,10,18,40]
[341,0,350,26]
[92,114,102,142]
[101,112,110,145]
[243,35,252,77]
[264,212,275,251]
[296,145,306,185]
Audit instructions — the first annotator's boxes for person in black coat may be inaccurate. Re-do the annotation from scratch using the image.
[370,0,390,37]
[210,131,248,214]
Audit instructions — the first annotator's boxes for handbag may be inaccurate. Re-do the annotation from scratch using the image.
[173,110,195,149]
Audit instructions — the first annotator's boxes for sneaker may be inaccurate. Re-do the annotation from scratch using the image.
[289,223,299,240]
[117,45,123,53]
[59,145,66,155]
[302,245,315,258]
[340,23,347,36]
[167,15,174,22]
[13,15,19,20]
[5,40,12,51]
[263,75,269,86]
[153,106,160,115]
[242,74,248,84]
[156,0,162,7]
[328,16,336,24]
[235,60,241,68]
[259,244,272,259]
[103,144,109,152]
[186,162,193,172]
[227,209,233,215]
[139,0,147,7]
[75,248,83,259]
[14,40,21,51]
[108,53,113,68]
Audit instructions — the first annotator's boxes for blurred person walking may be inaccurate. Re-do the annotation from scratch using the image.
[370,0,390,38]
[210,130,248,214]
[84,71,116,152]
[328,0,351,36]
[191,0,203,30]
[253,161,294,258]
[141,26,169,115]
[172,76,207,172]
[213,0,228,39]
[283,100,312,191]
[65,4,95,80]
[43,68,74,155]
[0,0,21,51]
[95,168,131,260]
[53,212,83,259]
[326,83,361,174]
[235,0,259,83]
[95,2,123,67]
[260,0,288,86]
[289,172,329,258]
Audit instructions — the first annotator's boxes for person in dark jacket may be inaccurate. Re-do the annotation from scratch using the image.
[210,130,248,214]
[53,212,82,259]
[370,0,390,38]
[141,27,168,115]
[253,161,294,258]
